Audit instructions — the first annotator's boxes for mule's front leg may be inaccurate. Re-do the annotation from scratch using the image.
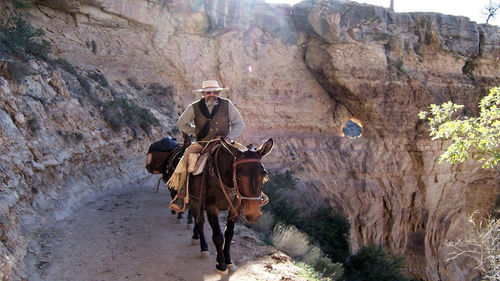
[188,209,193,224]
[224,219,236,271]
[207,211,227,274]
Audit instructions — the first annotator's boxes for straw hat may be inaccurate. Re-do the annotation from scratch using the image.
[193,80,229,92]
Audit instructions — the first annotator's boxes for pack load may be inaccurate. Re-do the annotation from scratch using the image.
[145,136,179,174]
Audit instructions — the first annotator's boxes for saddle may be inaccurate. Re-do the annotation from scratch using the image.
[191,140,247,175]
[192,140,223,175]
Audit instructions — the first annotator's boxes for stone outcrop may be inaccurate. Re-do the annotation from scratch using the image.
[1,0,499,280]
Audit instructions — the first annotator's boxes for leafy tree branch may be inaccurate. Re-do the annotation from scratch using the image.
[419,86,500,168]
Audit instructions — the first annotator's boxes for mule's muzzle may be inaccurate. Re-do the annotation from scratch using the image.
[243,211,262,224]
[241,199,262,224]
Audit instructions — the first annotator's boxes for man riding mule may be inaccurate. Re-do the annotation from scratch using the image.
[167,80,245,212]
[168,79,273,274]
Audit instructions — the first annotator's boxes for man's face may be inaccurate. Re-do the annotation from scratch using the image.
[202,91,220,104]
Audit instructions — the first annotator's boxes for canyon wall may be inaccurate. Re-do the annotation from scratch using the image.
[1,0,499,280]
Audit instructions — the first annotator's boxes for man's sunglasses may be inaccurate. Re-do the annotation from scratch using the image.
[204,91,220,95]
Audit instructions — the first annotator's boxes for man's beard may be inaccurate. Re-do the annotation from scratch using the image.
[205,96,218,105]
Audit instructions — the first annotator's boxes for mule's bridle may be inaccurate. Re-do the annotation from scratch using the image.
[214,148,269,218]
[232,159,264,201]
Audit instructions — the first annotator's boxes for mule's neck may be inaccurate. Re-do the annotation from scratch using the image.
[216,145,235,187]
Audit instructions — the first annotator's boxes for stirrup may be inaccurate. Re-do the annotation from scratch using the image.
[169,196,187,212]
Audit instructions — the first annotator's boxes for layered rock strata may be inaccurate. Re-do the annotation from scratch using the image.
[1,0,499,280]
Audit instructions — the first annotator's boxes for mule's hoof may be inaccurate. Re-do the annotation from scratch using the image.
[176,218,183,224]
[216,268,228,276]
[171,210,176,215]
[191,238,199,245]
[200,251,209,258]
[227,263,237,272]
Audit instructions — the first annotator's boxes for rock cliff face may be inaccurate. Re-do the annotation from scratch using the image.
[1,0,499,280]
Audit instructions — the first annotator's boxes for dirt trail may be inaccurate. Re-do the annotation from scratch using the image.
[25,179,307,281]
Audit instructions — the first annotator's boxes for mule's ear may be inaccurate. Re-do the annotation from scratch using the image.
[220,137,241,158]
[257,138,273,158]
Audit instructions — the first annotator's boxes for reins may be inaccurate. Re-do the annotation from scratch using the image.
[214,147,238,217]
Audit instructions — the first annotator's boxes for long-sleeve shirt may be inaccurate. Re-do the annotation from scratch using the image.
[177,99,245,140]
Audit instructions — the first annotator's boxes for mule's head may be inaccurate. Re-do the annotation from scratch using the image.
[221,138,273,223]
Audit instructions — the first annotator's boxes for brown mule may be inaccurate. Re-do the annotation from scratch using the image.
[188,137,273,274]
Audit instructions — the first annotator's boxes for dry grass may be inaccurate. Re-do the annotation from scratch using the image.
[272,223,310,258]
[271,223,344,280]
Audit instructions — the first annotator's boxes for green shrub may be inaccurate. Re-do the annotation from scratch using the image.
[7,60,32,83]
[27,117,40,132]
[74,132,85,142]
[314,256,344,280]
[127,77,142,90]
[53,58,77,75]
[91,40,97,53]
[102,98,159,133]
[13,0,32,9]
[296,262,332,281]
[462,59,477,75]
[342,245,408,281]
[263,170,302,226]
[302,207,351,263]
[396,59,404,73]
[88,71,108,87]
[0,14,51,60]
[77,74,92,93]
[148,82,174,97]
[264,171,351,263]
[303,246,344,280]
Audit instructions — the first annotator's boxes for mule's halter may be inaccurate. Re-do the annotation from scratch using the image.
[214,146,269,218]
[232,159,264,201]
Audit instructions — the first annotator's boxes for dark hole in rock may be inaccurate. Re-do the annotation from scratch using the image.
[342,120,362,137]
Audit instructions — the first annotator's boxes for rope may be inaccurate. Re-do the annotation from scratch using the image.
[214,146,239,219]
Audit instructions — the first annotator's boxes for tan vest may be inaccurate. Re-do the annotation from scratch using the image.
[193,98,230,141]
